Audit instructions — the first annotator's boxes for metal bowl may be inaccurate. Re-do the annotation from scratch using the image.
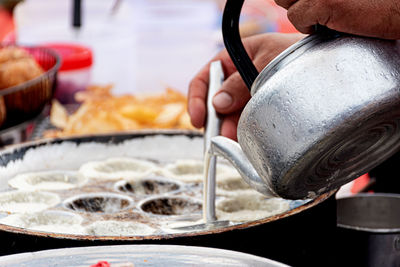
[0,244,289,267]
[336,193,400,267]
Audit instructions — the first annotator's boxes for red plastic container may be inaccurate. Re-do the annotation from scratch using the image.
[44,43,93,103]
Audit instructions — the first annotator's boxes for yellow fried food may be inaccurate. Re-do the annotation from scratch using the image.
[45,85,197,138]
[49,99,68,129]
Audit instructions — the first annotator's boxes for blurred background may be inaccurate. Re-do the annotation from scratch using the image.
[0,0,296,95]
[0,0,299,145]
[0,0,298,143]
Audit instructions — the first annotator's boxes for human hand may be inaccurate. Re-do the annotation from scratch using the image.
[188,33,303,140]
[275,0,400,39]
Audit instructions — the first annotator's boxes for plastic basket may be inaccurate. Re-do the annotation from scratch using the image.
[0,43,61,129]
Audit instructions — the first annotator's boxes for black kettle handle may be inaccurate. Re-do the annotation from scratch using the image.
[222,0,258,91]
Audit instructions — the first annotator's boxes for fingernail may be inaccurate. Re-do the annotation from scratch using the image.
[213,92,233,109]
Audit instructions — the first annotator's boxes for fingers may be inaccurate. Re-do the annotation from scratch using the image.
[220,111,242,141]
[274,0,297,9]
[286,0,324,34]
[277,0,348,35]
[188,66,209,128]
[212,71,251,115]
[275,0,332,34]
[285,0,400,39]
[188,49,244,128]
[190,32,302,134]
[211,33,302,115]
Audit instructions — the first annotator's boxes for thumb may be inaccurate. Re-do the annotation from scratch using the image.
[212,71,251,114]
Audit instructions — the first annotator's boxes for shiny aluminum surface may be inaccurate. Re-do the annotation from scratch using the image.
[337,193,400,233]
[0,244,289,267]
[210,136,277,197]
[337,193,400,267]
[213,34,400,199]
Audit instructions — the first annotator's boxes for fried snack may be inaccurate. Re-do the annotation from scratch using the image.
[0,46,44,89]
[0,47,31,65]
[0,46,47,119]
[0,58,44,89]
[45,85,197,138]
[0,46,32,127]
[49,99,68,129]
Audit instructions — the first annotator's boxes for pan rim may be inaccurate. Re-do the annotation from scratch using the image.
[0,130,336,240]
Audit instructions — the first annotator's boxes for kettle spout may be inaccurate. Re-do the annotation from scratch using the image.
[210,136,278,197]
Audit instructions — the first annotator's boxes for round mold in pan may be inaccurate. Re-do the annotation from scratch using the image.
[8,170,88,191]
[63,193,134,214]
[0,190,60,213]
[138,195,202,217]
[114,176,184,197]
[84,220,157,237]
[160,159,236,183]
[215,191,291,222]
[0,210,85,235]
[78,157,159,181]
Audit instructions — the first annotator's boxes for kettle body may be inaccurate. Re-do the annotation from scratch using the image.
[239,35,400,199]
[212,0,400,199]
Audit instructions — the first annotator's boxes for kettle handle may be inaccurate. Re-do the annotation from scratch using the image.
[222,0,258,91]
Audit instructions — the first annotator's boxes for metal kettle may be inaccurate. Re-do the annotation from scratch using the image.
[209,0,400,199]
